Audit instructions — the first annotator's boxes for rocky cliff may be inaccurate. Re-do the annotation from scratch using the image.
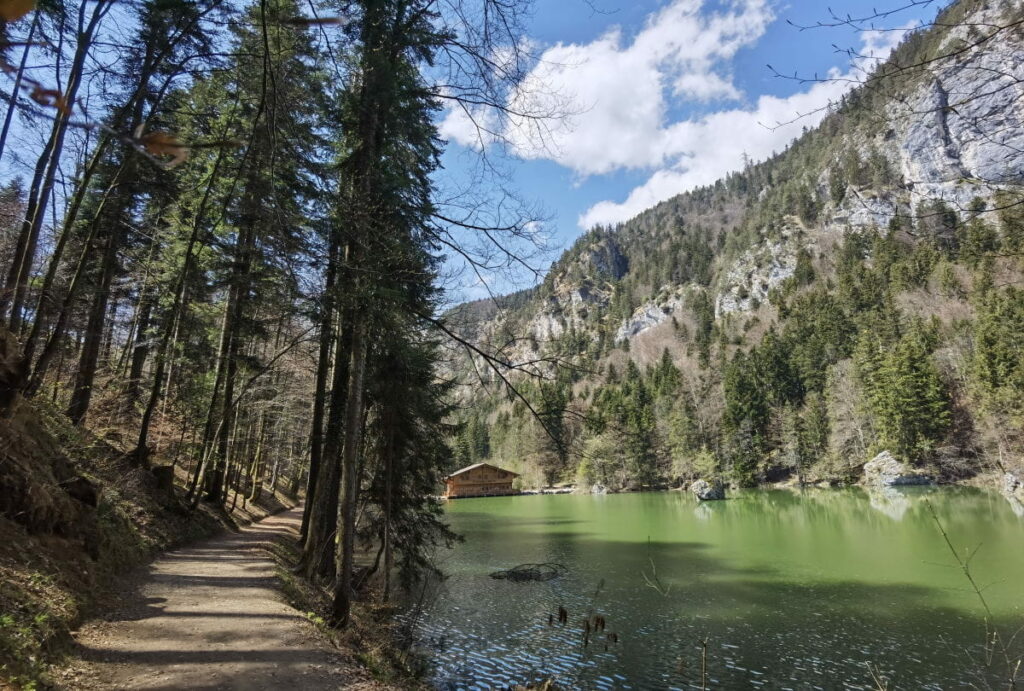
[445,0,1024,491]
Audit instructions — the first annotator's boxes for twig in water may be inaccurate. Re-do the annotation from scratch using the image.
[924,499,1022,689]
[641,537,672,596]
[866,662,891,690]
[700,637,708,690]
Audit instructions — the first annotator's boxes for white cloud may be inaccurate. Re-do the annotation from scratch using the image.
[579,23,915,228]
[439,0,774,176]
[438,0,915,231]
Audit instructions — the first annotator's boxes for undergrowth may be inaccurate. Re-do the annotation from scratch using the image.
[266,534,425,688]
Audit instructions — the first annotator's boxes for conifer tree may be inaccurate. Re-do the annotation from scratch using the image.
[855,322,950,463]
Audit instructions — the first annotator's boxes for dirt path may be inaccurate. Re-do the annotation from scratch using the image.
[58,506,381,690]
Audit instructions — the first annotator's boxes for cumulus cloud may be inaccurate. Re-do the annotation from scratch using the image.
[439,0,774,176]
[578,23,915,228]
[578,81,851,227]
[438,0,914,231]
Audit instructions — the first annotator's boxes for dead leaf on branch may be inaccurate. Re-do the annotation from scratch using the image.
[282,15,348,26]
[0,0,35,22]
[137,131,189,168]
[29,85,70,115]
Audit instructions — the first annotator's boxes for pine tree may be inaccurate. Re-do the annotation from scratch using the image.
[971,285,1024,421]
[855,322,950,462]
[534,380,569,485]
[182,0,325,498]
[723,350,769,484]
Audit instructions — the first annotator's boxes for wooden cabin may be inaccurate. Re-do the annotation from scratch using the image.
[444,462,519,498]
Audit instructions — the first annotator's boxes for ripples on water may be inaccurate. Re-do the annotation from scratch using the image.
[405,488,1023,689]
[413,606,966,689]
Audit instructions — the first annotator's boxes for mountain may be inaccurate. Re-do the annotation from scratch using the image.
[444,0,1024,492]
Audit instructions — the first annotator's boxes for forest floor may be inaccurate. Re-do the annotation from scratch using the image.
[51,505,387,690]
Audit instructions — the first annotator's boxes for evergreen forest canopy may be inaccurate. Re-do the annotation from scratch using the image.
[0,0,553,627]
[447,0,1024,493]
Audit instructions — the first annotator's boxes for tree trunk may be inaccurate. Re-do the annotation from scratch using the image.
[248,412,267,502]
[125,290,155,402]
[3,0,111,329]
[196,304,231,499]
[382,406,395,603]
[299,309,351,581]
[301,249,337,540]
[331,314,369,626]
[0,14,39,161]
[205,212,254,502]
[66,221,121,425]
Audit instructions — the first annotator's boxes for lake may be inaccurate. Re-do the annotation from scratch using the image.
[411,487,1024,689]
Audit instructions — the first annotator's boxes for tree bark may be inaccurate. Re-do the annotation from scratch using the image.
[299,307,351,581]
[382,403,395,603]
[125,290,155,402]
[66,219,123,424]
[0,14,39,162]
[330,314,369,626]
[301,245,338,540]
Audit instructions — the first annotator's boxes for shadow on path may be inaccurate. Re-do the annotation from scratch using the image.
[59,506,384,690]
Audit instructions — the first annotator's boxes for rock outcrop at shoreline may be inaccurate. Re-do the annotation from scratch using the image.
[1004,472,1024,503]
[690,479,725,501]
[862,451,933,487]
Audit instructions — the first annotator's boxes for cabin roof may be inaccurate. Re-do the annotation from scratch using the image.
[446,462,520,479]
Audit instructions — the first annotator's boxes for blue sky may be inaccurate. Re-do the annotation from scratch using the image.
[438,0,939,302]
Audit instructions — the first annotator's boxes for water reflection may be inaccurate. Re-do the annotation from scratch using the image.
[693,502,712,521]
[1007,495,1024,517]
[413,488,1024,689]
[866,486,914,520]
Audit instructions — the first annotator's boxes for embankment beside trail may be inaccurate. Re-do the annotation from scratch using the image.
[0,386,297,689]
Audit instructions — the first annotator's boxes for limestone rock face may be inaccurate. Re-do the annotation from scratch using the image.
[891,11,1024,210]
[615,291,684,341]
[582,238,628,280]
[899,55,1024,188]
[862,451,933,487]
[690,478,725,501]
[715,237,798,316]
[826,192,905,233]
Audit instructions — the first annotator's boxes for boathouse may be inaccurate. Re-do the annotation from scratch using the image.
[445,463,519,498]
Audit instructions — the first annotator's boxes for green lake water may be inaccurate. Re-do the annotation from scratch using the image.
[412,487,1024,689]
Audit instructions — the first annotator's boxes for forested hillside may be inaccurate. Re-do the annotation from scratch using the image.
[0,0,544,684]
[448,0,1024,491]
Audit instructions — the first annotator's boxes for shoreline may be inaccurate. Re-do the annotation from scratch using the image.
[440,469,1014,499]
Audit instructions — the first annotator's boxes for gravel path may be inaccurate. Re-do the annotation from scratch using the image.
[59,506,381,690]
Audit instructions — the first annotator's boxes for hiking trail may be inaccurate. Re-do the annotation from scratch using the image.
[57,506,382,690]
